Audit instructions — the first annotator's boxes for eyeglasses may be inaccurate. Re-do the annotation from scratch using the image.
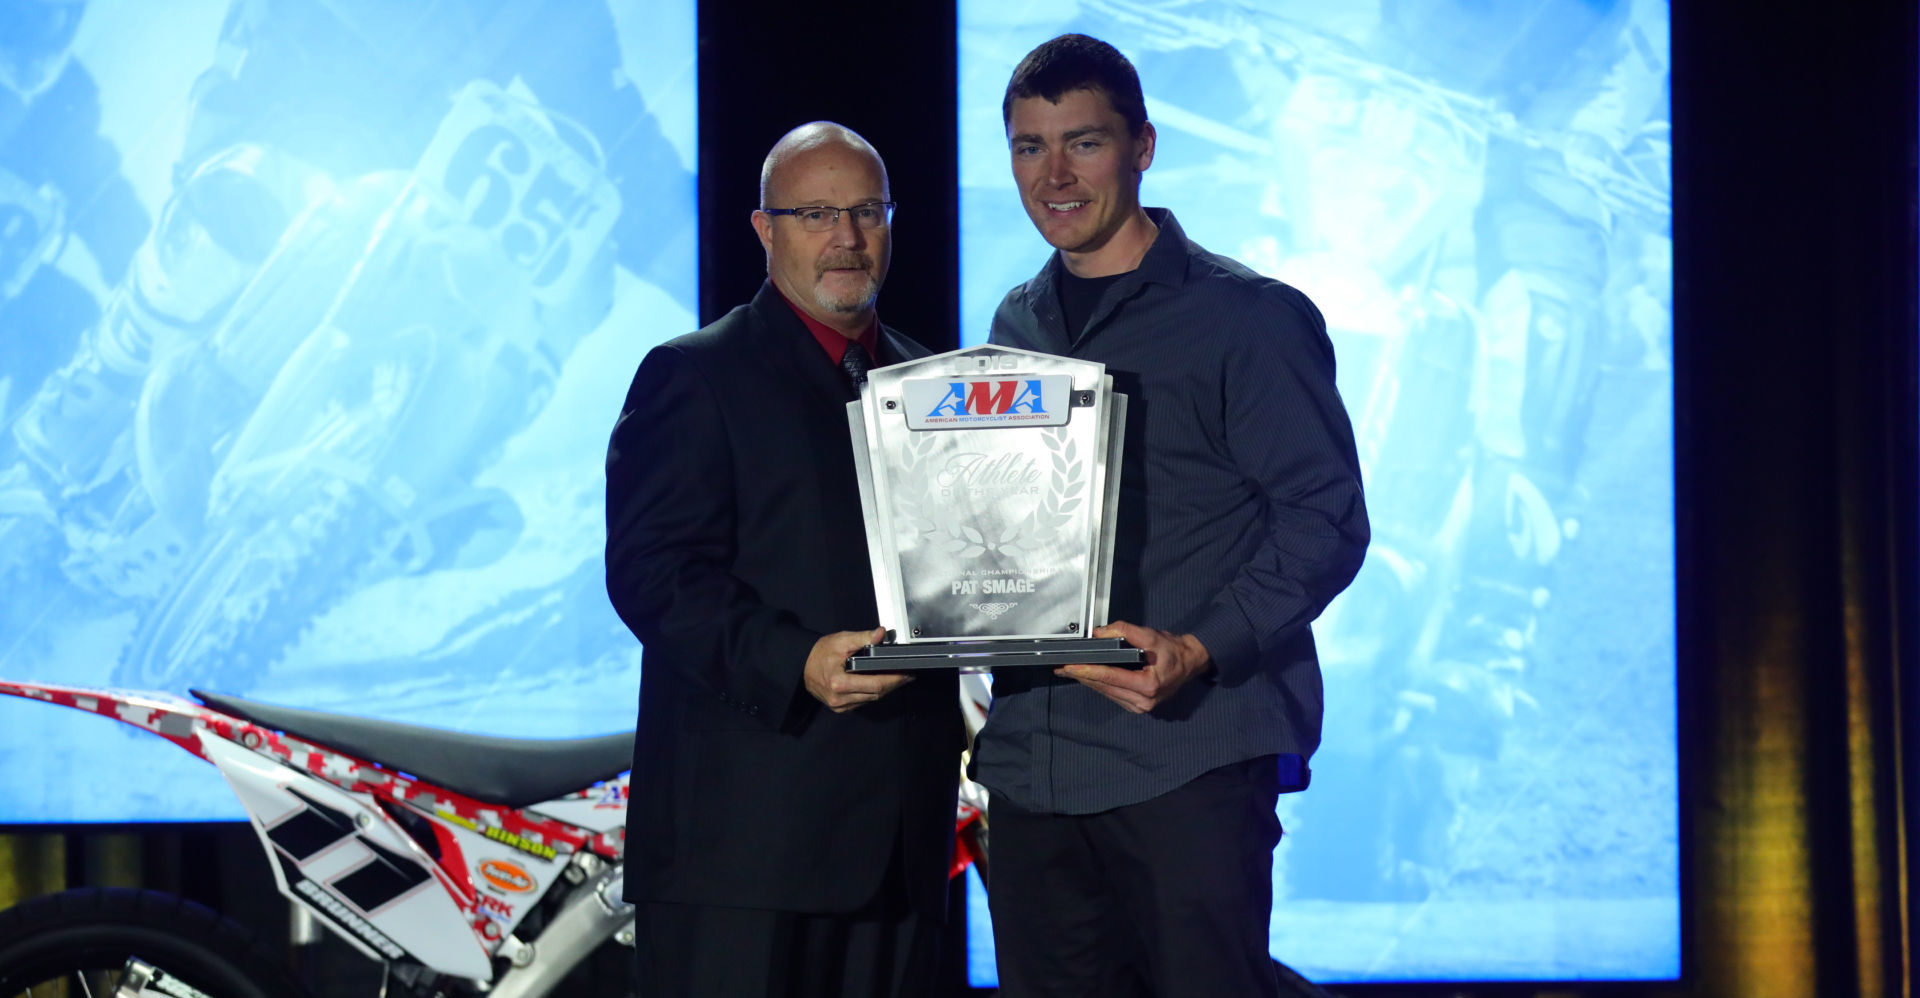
[760,201,896,232]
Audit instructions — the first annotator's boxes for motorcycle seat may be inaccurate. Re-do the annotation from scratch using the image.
[192,689,633,810]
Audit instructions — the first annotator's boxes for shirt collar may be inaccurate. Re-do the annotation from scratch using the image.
[774,285,880,365]
[1130,207,1190,288]
[1032,206,1190,309]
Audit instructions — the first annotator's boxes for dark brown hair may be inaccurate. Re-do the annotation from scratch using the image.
[1002,33,1148,137]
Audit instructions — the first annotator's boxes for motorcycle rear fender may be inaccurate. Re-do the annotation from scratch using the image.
[0,681,210,756]
[199,732,494,981]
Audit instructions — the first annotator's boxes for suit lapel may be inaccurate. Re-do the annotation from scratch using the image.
[746,282,853,406]
[876,325,933,367]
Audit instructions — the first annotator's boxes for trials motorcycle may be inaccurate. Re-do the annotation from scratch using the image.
[0,676,993,998]
[0,678,633,998]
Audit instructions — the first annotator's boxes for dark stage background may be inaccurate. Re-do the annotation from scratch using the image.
[1,1,1916,996]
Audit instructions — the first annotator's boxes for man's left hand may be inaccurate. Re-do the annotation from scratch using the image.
[1055,621,1212,714]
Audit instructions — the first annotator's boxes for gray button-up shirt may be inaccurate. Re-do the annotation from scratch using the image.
[973,208,1370,815]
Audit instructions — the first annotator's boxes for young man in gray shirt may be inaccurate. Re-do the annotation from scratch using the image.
[976,34,1370,997]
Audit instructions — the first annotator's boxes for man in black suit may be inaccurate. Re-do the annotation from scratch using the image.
[605,122,961,997]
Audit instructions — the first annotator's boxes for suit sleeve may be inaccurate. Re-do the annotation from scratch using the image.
[1187,285,1371,684]
[604,344,821,729]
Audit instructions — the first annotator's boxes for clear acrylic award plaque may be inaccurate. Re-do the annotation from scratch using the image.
[845,345,1143,672]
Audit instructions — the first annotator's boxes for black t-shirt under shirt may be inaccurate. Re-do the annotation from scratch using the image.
[1056,268,1127,340]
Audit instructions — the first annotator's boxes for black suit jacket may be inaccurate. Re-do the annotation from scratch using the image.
[606,282,961,917]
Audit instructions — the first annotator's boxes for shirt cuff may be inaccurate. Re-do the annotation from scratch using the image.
[1188,601,1261,685]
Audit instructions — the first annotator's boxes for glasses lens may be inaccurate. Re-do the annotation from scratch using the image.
[782,204,891,231]
[849,203,886,229]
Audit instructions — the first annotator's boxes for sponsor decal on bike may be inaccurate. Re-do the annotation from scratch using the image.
[294,876,406,960]
[476,892,517,922]
[436,808,560,860]
[262,787,433,918]
[595,783,628,809]
[478,858,536,895]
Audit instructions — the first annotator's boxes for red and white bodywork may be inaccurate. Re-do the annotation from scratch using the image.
[0,680,629,985]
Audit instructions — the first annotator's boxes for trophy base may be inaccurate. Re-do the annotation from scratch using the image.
[845,637,1145,673]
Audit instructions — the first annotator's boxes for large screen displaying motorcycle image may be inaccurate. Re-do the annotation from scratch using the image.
[0,1,693,821]
[959,0,1675,986]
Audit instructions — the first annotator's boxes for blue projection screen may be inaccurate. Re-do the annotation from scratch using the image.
[0,0,694,821]
[961,0,1675,985]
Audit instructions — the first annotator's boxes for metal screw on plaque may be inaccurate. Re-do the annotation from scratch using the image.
[884,399,897,410]
[1068,623,1079,633]
[912,628,922,637]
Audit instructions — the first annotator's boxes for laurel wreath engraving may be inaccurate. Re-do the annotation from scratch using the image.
[889,425,1084,562]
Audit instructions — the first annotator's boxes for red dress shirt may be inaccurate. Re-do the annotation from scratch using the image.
[775,287,879,365]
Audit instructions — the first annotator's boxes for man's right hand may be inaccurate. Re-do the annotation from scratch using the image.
[803,627,913,712]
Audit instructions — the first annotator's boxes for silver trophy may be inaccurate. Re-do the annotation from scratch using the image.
[845,344,1143,672]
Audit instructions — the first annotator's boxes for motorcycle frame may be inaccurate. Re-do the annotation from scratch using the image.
[0,680,633,996]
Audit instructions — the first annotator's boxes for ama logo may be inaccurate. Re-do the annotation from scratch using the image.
[927,380,1047,418]
[901,371,1071,429]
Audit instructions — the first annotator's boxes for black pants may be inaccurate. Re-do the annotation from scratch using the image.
[633,847,945,998]
[986,756,1284,998]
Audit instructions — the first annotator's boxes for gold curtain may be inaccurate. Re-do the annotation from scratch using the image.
[0,834,65,911]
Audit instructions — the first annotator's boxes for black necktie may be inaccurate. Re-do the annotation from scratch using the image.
[840,340,873,397]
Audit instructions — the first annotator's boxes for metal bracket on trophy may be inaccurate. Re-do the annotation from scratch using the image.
[845,345,1144,673]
